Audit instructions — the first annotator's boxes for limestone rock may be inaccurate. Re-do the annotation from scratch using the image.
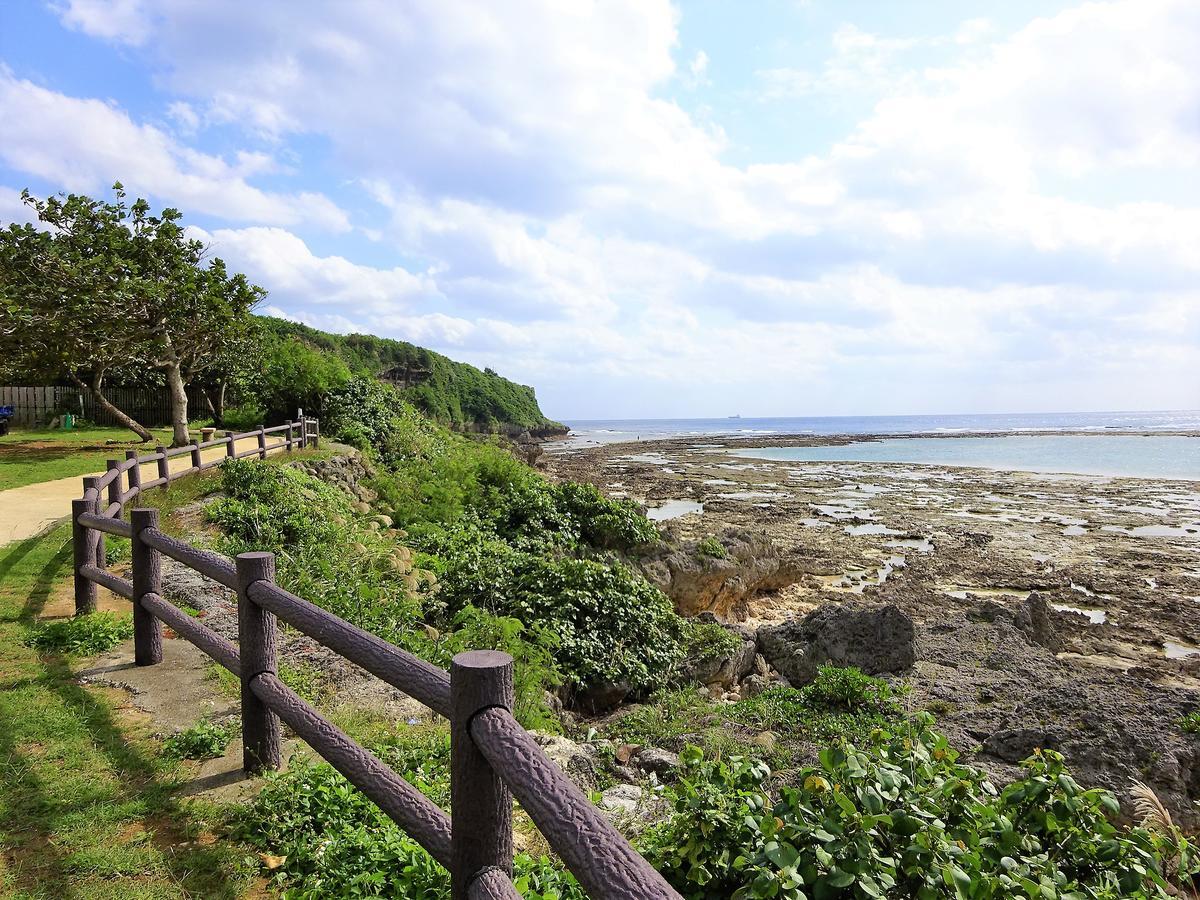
[757,601,916,685]
[641,528,802,619]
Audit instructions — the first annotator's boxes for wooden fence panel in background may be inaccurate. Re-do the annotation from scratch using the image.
[0,384,208,427]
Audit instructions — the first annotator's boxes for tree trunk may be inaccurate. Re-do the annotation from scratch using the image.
[69,372,153,441]
[214,381,227,426]
[164,362,190,446]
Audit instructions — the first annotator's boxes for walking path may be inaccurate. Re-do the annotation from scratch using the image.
[0,436,284,546]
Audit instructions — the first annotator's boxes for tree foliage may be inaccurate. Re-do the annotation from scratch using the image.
[0,185,262,442]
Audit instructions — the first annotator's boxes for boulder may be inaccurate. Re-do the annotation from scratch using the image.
[757,601,916,685]
[641,528,802,619]
[682,636,757,689]
[570,680,632,714]
[532,733,600,793]
[635,747,680,778]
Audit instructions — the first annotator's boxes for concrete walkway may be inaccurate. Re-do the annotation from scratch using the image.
[0,435,288,545]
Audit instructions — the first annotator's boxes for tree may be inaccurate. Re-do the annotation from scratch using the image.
[0,185,263,444]
[0,190,155,438]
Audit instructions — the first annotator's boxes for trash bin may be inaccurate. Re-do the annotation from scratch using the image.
[62,412,74,430]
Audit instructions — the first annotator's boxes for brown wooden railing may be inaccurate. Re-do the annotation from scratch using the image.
[69,415,680,900]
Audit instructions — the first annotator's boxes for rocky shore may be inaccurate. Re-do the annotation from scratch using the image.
[544,432,1200,825]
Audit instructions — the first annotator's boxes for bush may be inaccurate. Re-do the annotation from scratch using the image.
[221,401,266,431]
[26,612,133,655]
[1180,711,1200,734]
[696,536,727,559]
[235,726,585,898]
[681,621,742,665]
[642,716,1199,900]
[209,459,425,642]
[163,718,238,760]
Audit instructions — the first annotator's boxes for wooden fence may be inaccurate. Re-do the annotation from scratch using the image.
[0,384,209,427]
[70,416,679,900]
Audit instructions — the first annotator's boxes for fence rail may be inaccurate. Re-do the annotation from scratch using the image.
[69,413,679,900]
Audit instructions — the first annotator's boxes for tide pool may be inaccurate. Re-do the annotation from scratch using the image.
[730,434,1200,480]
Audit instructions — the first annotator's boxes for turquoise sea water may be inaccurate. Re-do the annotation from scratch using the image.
[730,434,1200,480]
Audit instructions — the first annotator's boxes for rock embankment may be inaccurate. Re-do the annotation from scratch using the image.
[640,528,803,619]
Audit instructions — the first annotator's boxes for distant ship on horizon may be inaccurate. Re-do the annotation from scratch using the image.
[728,414,742,419]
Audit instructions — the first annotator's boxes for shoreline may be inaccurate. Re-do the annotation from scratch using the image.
[543,431,1200,823]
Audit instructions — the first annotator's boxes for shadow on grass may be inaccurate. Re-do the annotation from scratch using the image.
[41,657,249,898]
[0,530,249,898]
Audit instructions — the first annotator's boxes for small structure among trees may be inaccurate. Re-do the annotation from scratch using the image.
[0,184,262,444]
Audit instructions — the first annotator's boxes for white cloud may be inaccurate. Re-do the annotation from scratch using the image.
[0,70,349,231]
[22,0,1200,416]
[53,0,152,44]
[193,226,438,311]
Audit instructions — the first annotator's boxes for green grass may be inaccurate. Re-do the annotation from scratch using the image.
[0,426,175,491]
[0,525,257,898]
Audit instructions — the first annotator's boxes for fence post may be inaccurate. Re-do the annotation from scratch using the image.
[224,431,236,460]
[299,409,308,448]
[312,419,320,449]
[450,650,515,898]
[106,459,121,513]
[72,497,98,615]
[257,427,267,460]
[190,442,202,471]
[84,474,106,569]
[130,508,164,666]
[124,449,141,501]
[155,445,170,487]
[285,420,294,452]
[236,552,281,774]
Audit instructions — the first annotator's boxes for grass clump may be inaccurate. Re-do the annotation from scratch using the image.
[25,611,133,655]
[162,718,238,760]
[1180,710,1200,734]
[696,536,727,559]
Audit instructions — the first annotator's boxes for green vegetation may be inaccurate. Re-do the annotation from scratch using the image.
[26,612,133,655]
[1181,711,1200,735]
[161,719,239,761]
[609,668,905,769]
[208,459,426,644]
[643,717,1200,900]
[235,724,584,899]
[0,526,253,898]
[263,317,562,433]
[696,536,728,559]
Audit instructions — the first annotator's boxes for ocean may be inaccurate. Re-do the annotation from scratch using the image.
[555,410,1200,480]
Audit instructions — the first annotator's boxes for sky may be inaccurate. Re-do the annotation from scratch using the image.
[1,0,1198,420]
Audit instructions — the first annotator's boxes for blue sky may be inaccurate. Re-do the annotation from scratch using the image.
[1,0,1198,420]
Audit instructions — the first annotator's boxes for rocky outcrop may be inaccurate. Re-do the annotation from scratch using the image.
[290,453,377,507]
[757,601,917,686]
[641,528,803,620]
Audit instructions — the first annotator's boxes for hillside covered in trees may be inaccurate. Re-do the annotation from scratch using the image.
[259,318,564,436]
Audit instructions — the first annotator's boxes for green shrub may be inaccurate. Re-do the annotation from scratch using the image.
[416,520,683,692]
[642,716,1199,899]
[696,536,727,559]
[26,612,133,655]
[681,621,742,665]
[797,665,897,712]
[418,605,565,733]
[1180,711,1200,734]
[235,726,585,898]
[209,459,425,642]
[221,401,266,431]
[162,718,238,760]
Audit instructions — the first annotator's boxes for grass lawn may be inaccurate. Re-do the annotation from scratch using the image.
[0,427,178,492]
[0,525,260,898]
